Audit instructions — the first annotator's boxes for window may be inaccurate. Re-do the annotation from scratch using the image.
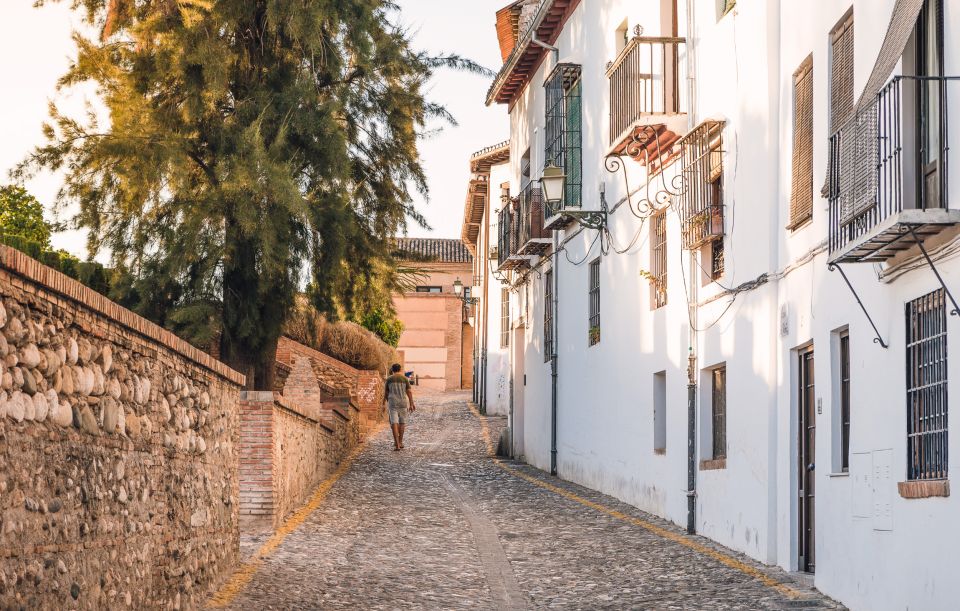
[679,120,724,250]
[709,239,725,280]
[829,11,854,133]
[654,371,667,454]
[416,286,442,293]
[588,258,600,346]
[651,209,668,309]
[615,19,630,54]
[789,56,814,229]
[906,289,948,481]
[500,288,510,349]
[544,270,554,362]
[711,367,727,460]
[839,331,851,472]
[544,64,583,214]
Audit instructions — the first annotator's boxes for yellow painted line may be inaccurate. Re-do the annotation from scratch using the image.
[208,422,386,608]
[466,403,802,600]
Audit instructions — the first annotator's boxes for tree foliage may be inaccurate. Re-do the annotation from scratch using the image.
[357,308,403,348]
[0,185,53,249]
[20,0,488,388]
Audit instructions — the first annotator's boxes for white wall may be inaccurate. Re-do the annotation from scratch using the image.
[483,0,960,608]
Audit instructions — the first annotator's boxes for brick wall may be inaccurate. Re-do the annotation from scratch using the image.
[0,245,244,610]
[238,390,362,532]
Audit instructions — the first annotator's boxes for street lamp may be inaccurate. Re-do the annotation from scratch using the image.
[453,278,479,305]
[540,164,566,206]
[540,163,608,231]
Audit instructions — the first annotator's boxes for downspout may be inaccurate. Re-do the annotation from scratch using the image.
[530,21,561,478]
[684,0,699,536]
[550,231,559,476]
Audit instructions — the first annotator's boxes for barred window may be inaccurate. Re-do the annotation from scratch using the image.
[906,289,948,481]
[829,11,854,132]
[544,270,554,362]
[544,63,583,214]
[679,120,725,250]
[712,367,727,460]
[710,238,725,280]
[840,331,851,472]
[500,288,510,349]
[651,209,668,309]
[789,56,814,229]
[588,258,600,346]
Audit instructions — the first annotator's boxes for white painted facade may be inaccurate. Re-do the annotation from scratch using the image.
[467,0,960,609]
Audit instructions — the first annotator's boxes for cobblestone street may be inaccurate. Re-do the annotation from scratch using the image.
[216,390,841,610]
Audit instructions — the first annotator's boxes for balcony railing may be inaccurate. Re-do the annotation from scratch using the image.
[607,36,686,156]
[496,202,527,271]
[517,184,551,255]
[678,120,725,249]
[828,76,960,263]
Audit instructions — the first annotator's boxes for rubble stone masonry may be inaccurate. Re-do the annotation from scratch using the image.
[0,245,245,610]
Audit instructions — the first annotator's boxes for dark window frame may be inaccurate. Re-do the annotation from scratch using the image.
[544,270,554,362]
[905,289,948,481]
[712,367,727,460]
[840,331,851,472]
[588,258,601,346]
[416,286,442,293]
[544,64,583,215]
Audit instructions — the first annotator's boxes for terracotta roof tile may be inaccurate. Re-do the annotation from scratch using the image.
[394,238,473,264]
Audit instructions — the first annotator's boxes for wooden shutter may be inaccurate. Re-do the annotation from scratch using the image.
[789,56,814,229]
[830,12,855,131]
[821,11,854,197]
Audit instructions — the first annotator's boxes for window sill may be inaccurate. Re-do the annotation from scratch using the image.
[827,471,850,478]
[898,480,950,499]
[700,458,726,471]
[654,448,666,456]
[785,215,813,232]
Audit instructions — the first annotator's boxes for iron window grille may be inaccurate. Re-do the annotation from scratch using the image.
[710,238,725,280]
[500,288,511,349]
[544,270,554,362]
[651,209,668,308]
[588,258,600,346]
[905,289,948,481]
[679,120,725,249]
[840,331,851,472]
[712,367,727,460]
[544,63,583,217]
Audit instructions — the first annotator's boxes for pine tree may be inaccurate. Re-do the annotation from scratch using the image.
[20,0,486,388]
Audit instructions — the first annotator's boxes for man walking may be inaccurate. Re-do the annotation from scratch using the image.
[384,363,415,450]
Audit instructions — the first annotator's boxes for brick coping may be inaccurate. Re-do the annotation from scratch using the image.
[699,458,727,471]
[898,479,950,499]
[0,245,245,386]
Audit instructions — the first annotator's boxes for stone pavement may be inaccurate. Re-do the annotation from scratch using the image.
[215,389,842,610]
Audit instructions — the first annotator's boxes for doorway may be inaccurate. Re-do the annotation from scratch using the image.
[797,346,816,573]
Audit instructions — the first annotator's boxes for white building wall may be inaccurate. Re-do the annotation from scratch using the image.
[774,1,960,609]
[478,0,960,608]
[481,162,513,418]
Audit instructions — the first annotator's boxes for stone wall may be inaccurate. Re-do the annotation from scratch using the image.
[276,336,384,420]
[0,245,244,610]
[238,390,362,532]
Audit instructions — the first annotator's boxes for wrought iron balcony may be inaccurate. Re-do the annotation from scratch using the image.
[517,184,551,256]
[828,76,960,264]
[607,35,687,165]
[496,201,529,272]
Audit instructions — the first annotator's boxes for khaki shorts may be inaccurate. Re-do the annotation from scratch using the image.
[389,406,408,425]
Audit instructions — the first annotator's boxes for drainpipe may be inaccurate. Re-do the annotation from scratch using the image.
[684,0,699,536]
[480,187,493,414]
[530,34,559,63]
[550,231,559,476]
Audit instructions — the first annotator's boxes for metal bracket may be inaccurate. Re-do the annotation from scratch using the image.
[562,209,608,230]
[828,263,889,348]
[907,226,960,316]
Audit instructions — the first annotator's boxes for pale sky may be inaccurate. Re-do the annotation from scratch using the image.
[0,0,507,258]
